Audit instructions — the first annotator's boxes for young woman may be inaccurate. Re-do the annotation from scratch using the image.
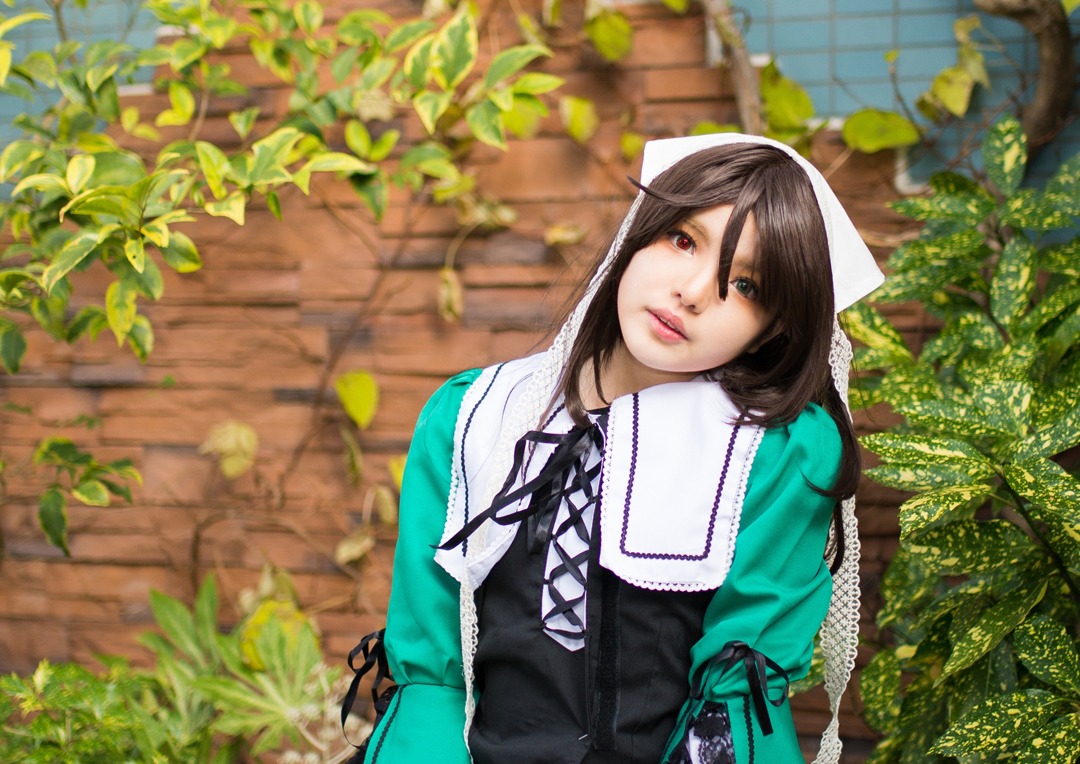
[343,133,883,764]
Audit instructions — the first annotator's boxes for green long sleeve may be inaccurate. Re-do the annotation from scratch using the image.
[665,403,841,763]
[362,370,479,764]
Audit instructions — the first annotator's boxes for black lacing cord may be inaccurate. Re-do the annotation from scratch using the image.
[340,629,393,747]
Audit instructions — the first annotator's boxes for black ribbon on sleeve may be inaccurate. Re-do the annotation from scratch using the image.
[693,640,790,737]
[341,628,393,744]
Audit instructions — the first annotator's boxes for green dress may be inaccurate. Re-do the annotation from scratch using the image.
[357,368,840,764]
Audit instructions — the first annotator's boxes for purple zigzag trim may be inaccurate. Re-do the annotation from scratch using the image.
[619,393,740,560]
[458,363,505,555]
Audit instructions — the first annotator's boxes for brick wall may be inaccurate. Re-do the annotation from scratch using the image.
[0,1,918,760]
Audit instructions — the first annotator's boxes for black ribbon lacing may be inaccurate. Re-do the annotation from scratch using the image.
[341,629,393,746]
[439,413,606,640]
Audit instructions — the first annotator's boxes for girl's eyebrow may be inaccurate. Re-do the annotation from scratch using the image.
[683,216,709,245]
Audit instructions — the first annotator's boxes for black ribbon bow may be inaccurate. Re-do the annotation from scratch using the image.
[438,414,606,553]
[705,640,790,737]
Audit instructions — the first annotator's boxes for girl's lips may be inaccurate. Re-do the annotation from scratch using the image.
[648,309,687,341]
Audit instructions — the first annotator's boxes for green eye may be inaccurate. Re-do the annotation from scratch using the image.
[731,277,759,299]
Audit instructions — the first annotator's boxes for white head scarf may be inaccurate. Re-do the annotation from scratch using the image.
[455,133,883,763]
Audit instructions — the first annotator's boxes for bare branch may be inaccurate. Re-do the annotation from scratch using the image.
[974,0,1075,146]
[701,0,762,135]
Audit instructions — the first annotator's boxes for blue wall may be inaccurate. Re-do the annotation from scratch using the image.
[0,0,158,145]
[739,0,1080,182]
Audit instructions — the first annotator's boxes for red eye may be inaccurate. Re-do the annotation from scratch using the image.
[673,233,694,251]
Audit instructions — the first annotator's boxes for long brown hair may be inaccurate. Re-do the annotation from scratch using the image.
[555,143,860,512]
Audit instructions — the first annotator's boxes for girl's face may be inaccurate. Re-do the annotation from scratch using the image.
[607,204,774,396]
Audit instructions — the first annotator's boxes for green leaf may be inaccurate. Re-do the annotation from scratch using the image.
[0,11,50,39]
[466,99,507,150]
[931,690,1062,754]
[842,303,913,367]
[503,93,548,139]
[196,141,231,200]
[335,371,379,429]
[228,107,259,140]
[1011,713,1080,764]
[140,218,170,249]
[971,378,1033,434]
[155,81,196,127]
[1022,399,1080,458]
[249,127,304,185]
[760,60,814,130]
[359,56,397,92]
[513,72,564,95]
[330,47,358,84]
[293,0,323,35]
[65,306,108,343]
[160,231,202,273]
[85,62,118,93]
[861,649,902,734]
[266,190,282,221]
[984,115,1028,196]
[122,236,147,275]
[127,314,154,361]
[403,35,435,90]
[483,44,550,90]
[60,186,142,225]
[878,548,943,628]
[105,279,137,344]
[72,479,110,507]
[385,19,436,53]
[907,520,1031,575]
[193,575,220,660]
[0,140,42,182]
[12,172,70,197]
[887,229,985,271]
[1015,285,1080,336]
[585,8,632,62]
[344,119,372,156]
[941,571,1049,680]
[413,89,453,135]
[205,191,246,225]
[149,589,206,663]
[1002,189,1073,231]
[125,256,164,301]
[65,153,95,195]
[0,320,27,374]
[862,433,990,466]
[488,86,514,112]
[1004,457,1080,511]
[292,152,376,194]
[433,9,478,90]
[894,398,1016,443]
[370,129,399,162]
[168,37,208,71]
[896,485,993,537]
[921,311,1001,365]
[42,228,109,293]
[559,95,598,144]
[199,420,258,479]
[1013,616,1080,695]
[842,108,920,153]
[38,488,69,556]
[929,65,976,118]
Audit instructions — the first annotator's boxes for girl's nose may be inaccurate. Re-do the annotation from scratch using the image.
[675,261,719,311]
